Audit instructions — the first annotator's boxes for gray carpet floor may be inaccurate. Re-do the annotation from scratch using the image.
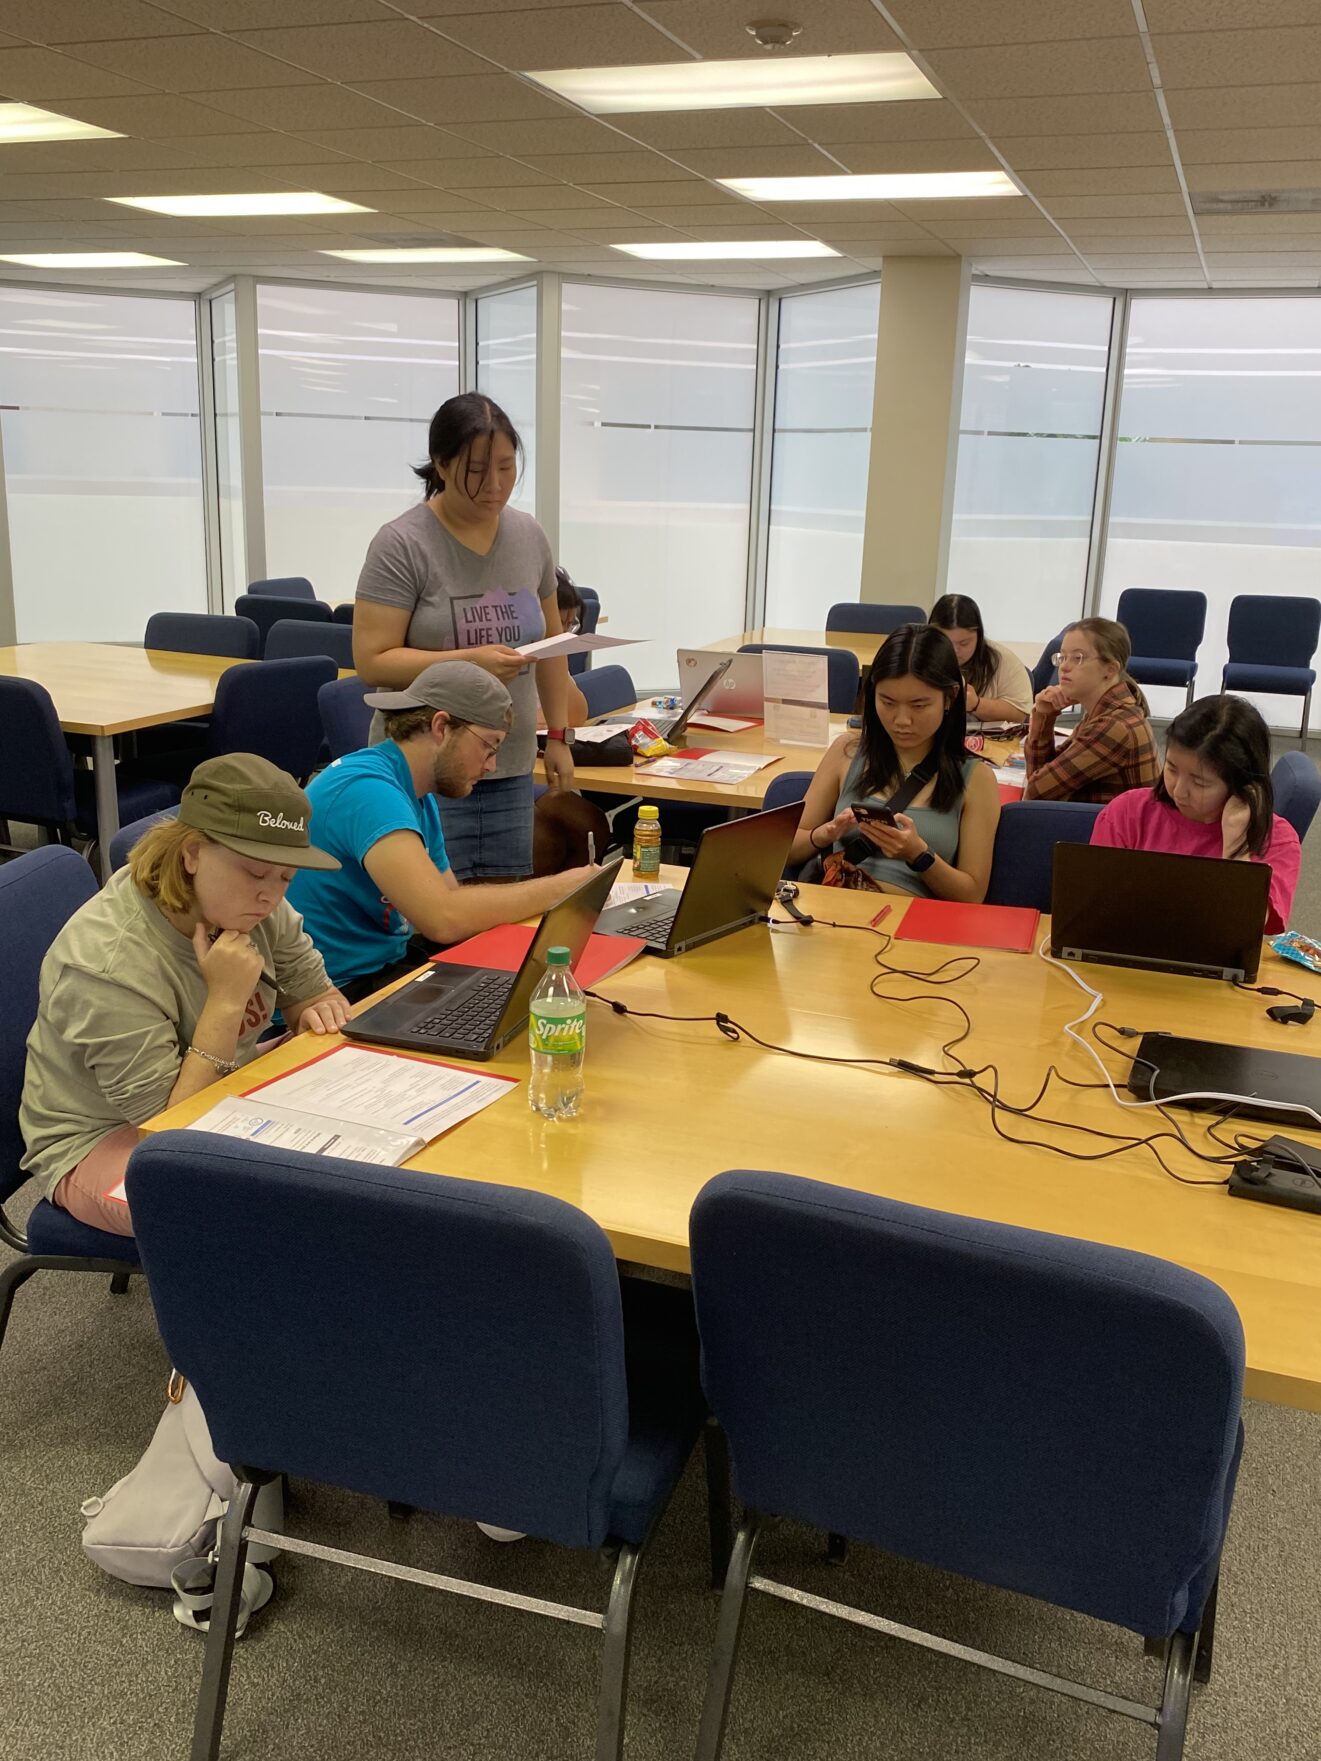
[3,734,1321,1761]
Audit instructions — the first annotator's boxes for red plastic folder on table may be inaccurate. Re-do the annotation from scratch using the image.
[432,924,645,986]
[894,898,1040,954]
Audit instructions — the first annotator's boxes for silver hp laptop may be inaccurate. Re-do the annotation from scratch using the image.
[651,655,735,743]
[343,858,623,1059]
[596,801,800,958]
[677,648,765,719]
[1051,844,1271,983]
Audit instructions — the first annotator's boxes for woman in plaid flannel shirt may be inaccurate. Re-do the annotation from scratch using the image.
[1024,618,1159,805]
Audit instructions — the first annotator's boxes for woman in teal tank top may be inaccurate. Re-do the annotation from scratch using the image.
[788,624,1001,900]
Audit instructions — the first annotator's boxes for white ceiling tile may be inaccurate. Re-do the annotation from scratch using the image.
[625,202,786,225]
[46,94,256,135]
[292,126,491,158]
[1044,194,1190,215]
[774,101,976,145]
[604,109,812,151]
[197,85,404,129]
[921,215,1062,236]
[893,0,1137,47]
[885,196,1035,220]
[0,44,153,97]
[0,2,196,42]
[960,93,1162,134]
[632,0,905,57]
[923,36,1153,99]
[1186,162,1321,192]
[506,205,645,227]
[1176,127,1321,164]
[158,134,359,168]
[350,74,573,123]
[1199,212,1321,234]
[668,145,844,178]
[1153,27,1321,89]
[162,2,396,23]
[1024,168,1180,195]
[512,151,682,183]
[969,253,1090,271]
[234,21,490,83]
[380,157,561,189]
[0,137,210,173]
[934,234,1079,252]
[426,5,677,67]
[1066,219,1198,237]
[830,140,1003,174]
[453,180,615,210]
[1086,251,1207,266]
[1144,0,1321,25]
[444,117,634,155]
[54,34,325,92]
[570,177,728,205]
[998,134,1173,171]
[1164,82,1321,130]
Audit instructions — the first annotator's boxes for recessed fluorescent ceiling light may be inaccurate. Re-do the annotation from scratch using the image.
[322,247,531,263]
[0,103,122,144]
[0,251,185,268]
[108,193,372,217]
[526,51,937,114]
[613,240,840,261]
[721,171,1020,201]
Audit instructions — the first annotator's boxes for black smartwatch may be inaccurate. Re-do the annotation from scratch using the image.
[906,849,936,874]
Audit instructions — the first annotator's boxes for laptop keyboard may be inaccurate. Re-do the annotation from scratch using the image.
[410,971,515,1041]
[632,912,677,948]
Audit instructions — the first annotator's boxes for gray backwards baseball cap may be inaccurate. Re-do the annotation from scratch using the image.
[179,753,340,870]
[363,659,513,729]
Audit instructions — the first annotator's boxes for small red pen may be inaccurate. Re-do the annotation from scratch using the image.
[870,905,892,929]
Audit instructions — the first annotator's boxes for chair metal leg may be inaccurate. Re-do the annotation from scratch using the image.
[694,1517,761,1761]
[1301,690,1312,744]
[1193,1575,1219,1686]
[1185,679,1195,710]
[191,1480,260,1761]
[1153,1628,1196,1761]
[109,1272,131,1296]
[825,1532,849,1564]
[702,1418,733,1590]
[595,1543,642,1761]
[0,1257,41,1357]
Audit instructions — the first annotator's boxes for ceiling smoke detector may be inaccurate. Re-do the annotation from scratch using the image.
[746,20,803,49]
[1191,188,1321,215]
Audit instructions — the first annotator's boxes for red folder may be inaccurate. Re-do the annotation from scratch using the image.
[432,924,645,987]
[894,898,1040,954]
[997,781,1025,804]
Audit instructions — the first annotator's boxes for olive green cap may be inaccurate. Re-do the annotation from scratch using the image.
[178,754,340,871]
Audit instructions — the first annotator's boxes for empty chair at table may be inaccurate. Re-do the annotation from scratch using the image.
[1220,594,1321,740]
[1116,588,1207,712]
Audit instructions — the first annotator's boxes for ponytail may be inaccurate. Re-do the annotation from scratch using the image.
[411,391,522,502]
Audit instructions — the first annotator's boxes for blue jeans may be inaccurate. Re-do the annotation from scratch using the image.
[438,772,535,880]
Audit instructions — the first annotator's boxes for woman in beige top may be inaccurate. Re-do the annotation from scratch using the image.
[929,593,1032,725]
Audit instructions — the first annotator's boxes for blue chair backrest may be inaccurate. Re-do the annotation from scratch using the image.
[318,677,373,760]
[127,1135,632,1548]
[984,799,1102,911]
[248,576,315,600]
[0,847,97,1203]
[0,678,76,825]
[580,665,636,718]
[330,602,355,626]
[567,587,602,676]
[1226,595,1321,668]
[145,612,260,660]
[207,656,337,778]
[740,644,860,714]
[1116,589,1206,662]
[762,771,812,813]
[234,594,331,654]
[825,603,924,635]
[109,807,180,873]
[1271,750,1321,843]
[264,620,355,668]
[1029,632,1064,697]
[691,1170,1244,1636]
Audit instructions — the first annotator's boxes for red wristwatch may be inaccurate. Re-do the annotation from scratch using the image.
[544,727,574,746]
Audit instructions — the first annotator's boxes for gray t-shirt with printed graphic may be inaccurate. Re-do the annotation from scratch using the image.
[355,501,556,778]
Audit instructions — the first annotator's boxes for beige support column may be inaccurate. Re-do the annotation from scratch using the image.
[859,257,971,611]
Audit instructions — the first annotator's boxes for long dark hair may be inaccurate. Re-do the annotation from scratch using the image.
[929,592,1000,697]
[856,624,968,814]
[413,392,522,499]
[1154,694,1275,858]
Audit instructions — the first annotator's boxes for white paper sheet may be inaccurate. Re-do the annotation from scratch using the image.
[568,721,633,745]
[635,750,782,784]
[761,650,831,747]
[186,1095,422,1165]
[241,1045,516,1144]
[517,632,639,660]
[605,881,672,908]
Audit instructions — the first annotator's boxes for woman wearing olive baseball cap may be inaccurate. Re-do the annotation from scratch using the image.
[19,754,349,1238]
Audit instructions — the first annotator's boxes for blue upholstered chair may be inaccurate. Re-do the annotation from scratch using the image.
[1270,750,1321,844]
[689,1170,1244,1761]
[0,849,140,1366]
[318,677,373,761]
[125,1134,721,1761]
[739,644,860,714]
[234,593,331,656]
[247,576,315,600]
[1029,631,1065,698]
[109,806,180,871]
[825,603,924,635]
[569,585,601,677]
[1221,595,1321,738]
[1117,589,1207,709]
[579,665,636,719]
[205,656,336,782]
[984,799,1103,912]
[0,678,179,853]
[264,619,355,669]
[330,601,355,626]
[145,612,260,660]
[761,772,812,878]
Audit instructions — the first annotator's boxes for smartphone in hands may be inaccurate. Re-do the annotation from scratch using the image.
[850,801,898,828]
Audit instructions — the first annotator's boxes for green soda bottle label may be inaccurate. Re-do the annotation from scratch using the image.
[530,1008,585,1056]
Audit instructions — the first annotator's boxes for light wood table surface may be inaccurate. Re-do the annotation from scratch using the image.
[0,643,251,879]
[144,878,1321,1415]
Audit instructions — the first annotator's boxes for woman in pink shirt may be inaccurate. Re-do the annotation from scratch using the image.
[1091,694,1301,933]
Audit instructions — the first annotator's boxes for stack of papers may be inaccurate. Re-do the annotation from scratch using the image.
[635,750,783,784]
[517,632,638,660]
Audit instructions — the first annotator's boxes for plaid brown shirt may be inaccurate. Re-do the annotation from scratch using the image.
[1023,683,1159,804]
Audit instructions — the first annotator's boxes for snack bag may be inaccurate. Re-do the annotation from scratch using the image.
[1269,931,1321,975]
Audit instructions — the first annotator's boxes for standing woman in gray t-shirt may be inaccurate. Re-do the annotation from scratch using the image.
[353,393,575,880]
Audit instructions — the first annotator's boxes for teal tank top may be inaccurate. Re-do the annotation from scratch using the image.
[830,748,978,896]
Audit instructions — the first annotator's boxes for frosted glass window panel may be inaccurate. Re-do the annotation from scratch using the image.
[560,283,759,686]
[0,286,206,642]
[1102,295,1321,729]
[766,280,879,625]
[476,284,536,515]
[949,285,1113,644]
[210,289,245,607]
[257,285,458,604]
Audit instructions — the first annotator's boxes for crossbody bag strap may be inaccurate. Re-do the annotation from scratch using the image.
[882,752,940,816]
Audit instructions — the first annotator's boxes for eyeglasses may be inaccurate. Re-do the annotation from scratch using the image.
[1051,650,1096,668]
[462,725,503,761]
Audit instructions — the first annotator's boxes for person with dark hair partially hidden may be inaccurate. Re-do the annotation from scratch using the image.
[351,392,576,882]
[785,623,1001,900]
[1091,693,1302,933]
[928,591,1032,724]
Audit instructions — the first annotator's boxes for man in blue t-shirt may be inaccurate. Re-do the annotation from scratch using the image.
[288,661,597,998]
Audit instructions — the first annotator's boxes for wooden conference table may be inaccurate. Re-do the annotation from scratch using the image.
[145,878,1321,1417]
[0,642,250,881]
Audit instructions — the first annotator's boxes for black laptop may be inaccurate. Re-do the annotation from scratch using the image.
[596,801,800,958]
[343,858,622,1060]
[1050,844,1271,983]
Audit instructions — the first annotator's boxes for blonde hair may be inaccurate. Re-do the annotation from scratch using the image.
[1063,617,1150,716]
[128,818,209,915]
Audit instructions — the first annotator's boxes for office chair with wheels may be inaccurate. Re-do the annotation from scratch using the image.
[126,1134,725,1761]
[690,1170,1244,1761]
[0,848,141,1368]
